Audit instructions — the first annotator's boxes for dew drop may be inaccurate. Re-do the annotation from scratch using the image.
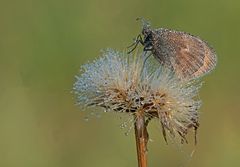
[120,122,129,129]
[84,117,89,122]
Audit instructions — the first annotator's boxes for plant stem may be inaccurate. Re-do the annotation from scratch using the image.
[134,112,149,167]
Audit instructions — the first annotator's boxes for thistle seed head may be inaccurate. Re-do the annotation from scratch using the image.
[73,49,202,143]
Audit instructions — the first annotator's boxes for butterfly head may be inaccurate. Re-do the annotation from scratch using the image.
[136,18,154,51]
[136,18,151,37]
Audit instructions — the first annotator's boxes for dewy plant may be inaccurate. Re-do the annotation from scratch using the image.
[73,49,202,167]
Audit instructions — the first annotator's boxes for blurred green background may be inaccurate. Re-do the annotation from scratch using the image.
[0,0,239,166]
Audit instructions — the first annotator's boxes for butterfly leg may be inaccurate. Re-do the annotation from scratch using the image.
[143,52,152,67]
[127,34,144,54]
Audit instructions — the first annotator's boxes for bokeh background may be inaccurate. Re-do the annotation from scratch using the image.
[0,0,239,166]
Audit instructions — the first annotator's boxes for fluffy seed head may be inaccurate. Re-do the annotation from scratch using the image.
[73,49,202,143]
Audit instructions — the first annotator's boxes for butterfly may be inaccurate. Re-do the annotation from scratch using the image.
[128,18,217,80]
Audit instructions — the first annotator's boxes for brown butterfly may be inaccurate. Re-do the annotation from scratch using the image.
[128,18,217,80]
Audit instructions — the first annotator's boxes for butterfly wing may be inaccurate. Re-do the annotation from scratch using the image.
[151,28,217,80]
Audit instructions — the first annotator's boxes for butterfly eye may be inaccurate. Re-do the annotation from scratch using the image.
[142,27,151,36]
[144,33,152,41]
